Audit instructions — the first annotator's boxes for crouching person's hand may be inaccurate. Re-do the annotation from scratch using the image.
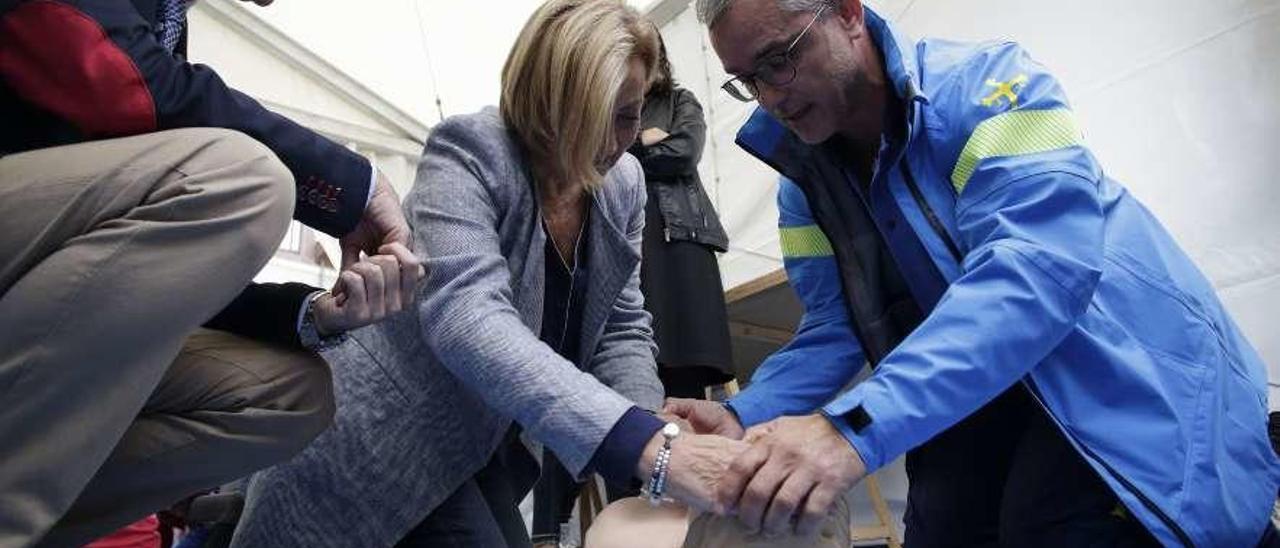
[313,242,426,335]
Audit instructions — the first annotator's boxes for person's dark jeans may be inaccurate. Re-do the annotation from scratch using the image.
[903,386,1161,548]
[531,450,577,545]
[395,478,509,548]
[397,429,537,548]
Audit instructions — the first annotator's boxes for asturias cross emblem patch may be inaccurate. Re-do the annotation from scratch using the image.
[981,74,1029,109]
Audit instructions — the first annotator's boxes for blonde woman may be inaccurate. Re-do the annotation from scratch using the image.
[229,1,746,546]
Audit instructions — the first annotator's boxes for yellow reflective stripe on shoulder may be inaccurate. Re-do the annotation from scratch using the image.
[779,225,834,258]
[950,108,1083,194]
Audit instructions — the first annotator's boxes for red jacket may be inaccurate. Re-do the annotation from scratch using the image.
[85,515,160,548]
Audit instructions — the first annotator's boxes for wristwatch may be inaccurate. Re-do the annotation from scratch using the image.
[299,290,348,352]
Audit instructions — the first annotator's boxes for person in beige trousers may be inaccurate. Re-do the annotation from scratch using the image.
[0,0,422,546]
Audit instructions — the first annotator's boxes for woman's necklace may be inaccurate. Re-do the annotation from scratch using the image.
[542,206,586,274]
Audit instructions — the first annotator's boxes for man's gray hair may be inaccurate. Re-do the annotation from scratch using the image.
[695,0,834,26]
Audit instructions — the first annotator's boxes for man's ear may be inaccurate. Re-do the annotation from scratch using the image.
[833,0,867,39]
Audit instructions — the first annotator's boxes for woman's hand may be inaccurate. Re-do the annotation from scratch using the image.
[636,430,749,515]
[313,242,426,335]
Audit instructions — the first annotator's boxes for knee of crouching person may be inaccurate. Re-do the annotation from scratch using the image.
[272,351,337,458]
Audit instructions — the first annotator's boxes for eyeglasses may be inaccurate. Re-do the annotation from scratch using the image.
[720,5,829,102]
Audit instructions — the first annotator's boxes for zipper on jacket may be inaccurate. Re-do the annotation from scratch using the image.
[899,161,963,264]
[1020,379,1196,548]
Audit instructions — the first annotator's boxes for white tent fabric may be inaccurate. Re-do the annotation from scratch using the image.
[188,0,428,288]
[654,0,1280,400]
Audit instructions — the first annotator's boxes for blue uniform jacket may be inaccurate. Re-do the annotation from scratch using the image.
[726,8,1279,547]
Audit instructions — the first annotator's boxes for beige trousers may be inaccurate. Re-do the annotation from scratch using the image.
[0,129,335,548]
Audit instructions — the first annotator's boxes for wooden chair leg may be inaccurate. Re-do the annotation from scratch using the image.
[865,474,901,548]
[578,476,605,542]
[577,489,591,542]
[849,473,901,548]
[704,378,740,401]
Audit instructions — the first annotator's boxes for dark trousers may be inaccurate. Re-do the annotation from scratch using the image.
[903,386,1160,548]
[397,429,537,548]
[530,451,576,545]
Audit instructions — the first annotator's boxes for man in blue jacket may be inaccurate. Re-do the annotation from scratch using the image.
[667,0,1280,546]
[0,0,418,546]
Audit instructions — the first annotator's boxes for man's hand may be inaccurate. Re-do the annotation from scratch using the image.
[340,170,412,269]
[636,431,749,515]
[716,414,865,537]
[663,398,745,439]
[639,127,670,147]
[313,243,425,335]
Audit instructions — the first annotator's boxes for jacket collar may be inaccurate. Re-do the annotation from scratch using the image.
[865,7,928,106]
[521,146,639,367]
[575,186,639,365]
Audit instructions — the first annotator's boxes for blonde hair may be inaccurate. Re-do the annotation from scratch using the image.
[501,0,660,190]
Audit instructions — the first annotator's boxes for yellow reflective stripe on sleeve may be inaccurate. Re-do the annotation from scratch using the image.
[950,108,1083,194]
[779,225,834,258]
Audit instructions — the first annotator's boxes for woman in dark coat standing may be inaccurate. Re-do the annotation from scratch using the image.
[629,37,734,399]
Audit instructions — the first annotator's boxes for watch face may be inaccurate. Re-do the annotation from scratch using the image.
[662,422,680,438]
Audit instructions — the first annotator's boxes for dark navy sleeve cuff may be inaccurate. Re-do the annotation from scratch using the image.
[203,282,320,349]
[587,406,664,487]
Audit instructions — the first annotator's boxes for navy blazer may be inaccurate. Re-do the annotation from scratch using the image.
[0,0,369,235]
[0,0,366,346]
